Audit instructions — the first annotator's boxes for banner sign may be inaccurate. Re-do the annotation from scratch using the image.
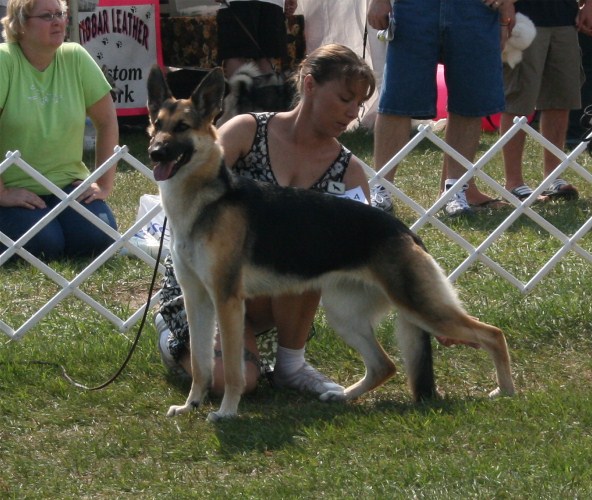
[78,0,163,116]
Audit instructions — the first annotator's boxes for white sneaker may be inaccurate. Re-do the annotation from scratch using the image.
[444,182,473,217]
[370,184,394,212]
[273,362,344,395]
[155,313,183,374]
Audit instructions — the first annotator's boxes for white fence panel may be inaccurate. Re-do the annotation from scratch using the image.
[1,146,165,341]
[1,118,591,341]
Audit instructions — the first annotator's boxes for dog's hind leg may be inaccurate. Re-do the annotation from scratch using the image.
[167,279,216,417]
[207,295,246,421]
[380,248,514,399]
[395,313,438,402]
[459,315,515,398]
[414,311,515,398]
[321,283,396,402]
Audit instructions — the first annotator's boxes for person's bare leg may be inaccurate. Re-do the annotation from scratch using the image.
[179,328,260,397]
[269,291,344,394]
[271,291,321,349]
[443,113,499,205]
[540,109,569,177]
[373,113,412,182]
[500,112,528,191]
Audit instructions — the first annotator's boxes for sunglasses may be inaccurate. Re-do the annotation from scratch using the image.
[26,11,68,22]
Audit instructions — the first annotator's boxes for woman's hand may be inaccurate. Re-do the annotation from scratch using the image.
[0,187,46,209]
[577,0,592,35]
[368,0,392,31]
[72,180,108,204]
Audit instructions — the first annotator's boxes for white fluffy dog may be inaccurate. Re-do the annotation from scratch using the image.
[502,13,536,68]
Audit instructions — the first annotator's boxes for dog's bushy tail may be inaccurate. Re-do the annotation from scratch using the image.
[396,313,438,401]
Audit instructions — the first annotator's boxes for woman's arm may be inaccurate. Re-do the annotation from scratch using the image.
[217,114,258,168]
[84,93,119,200]
[0,107,46,209]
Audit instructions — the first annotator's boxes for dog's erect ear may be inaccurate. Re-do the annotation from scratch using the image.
[147,65,173,123]
[190,67,226,123]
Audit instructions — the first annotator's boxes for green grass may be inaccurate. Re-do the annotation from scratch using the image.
[1,125,592,498]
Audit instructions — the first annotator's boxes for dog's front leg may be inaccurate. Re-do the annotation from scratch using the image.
[207,295,246,422]
[167,279,216,417]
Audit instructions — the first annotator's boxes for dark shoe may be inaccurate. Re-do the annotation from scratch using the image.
[542,179,579,200]
[509,184,548,203]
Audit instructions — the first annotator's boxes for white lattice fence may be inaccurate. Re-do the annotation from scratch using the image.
[364,116,592,293]
[1,118,591,341]
[1,145,165,341]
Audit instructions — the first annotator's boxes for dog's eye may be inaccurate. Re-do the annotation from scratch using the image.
[174,122,190,133]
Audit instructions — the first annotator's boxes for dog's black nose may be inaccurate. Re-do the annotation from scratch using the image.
[149,144,169,162]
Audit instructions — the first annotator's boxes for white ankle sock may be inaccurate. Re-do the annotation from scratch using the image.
[275,346,305,375]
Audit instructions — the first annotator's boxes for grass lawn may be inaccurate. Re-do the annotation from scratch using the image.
[1,122,592,498]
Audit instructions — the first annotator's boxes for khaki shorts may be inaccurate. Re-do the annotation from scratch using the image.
[504,26,584,115]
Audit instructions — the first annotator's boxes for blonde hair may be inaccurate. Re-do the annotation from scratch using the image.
[2,0,67,42]
[293,44,376,103]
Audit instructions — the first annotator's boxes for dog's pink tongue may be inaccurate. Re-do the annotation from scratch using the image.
[153,161,176,181]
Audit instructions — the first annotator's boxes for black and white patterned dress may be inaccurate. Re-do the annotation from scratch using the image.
[158,112,353,373]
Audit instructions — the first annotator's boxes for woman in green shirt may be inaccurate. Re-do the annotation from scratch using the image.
[0,0,119,260]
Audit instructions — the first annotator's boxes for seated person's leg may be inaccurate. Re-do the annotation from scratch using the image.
[264,291,345,395]
[156,256,261,395]
[59,196,117,258]
[0,204,65,260]
[210,325,260,396]
[156,313,261,397]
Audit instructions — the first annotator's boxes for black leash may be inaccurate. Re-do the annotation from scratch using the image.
[3,217,168,391]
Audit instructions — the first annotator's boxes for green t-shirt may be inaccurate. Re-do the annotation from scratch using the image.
[0,42,112,195]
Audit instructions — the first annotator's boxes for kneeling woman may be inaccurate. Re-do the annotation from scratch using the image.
[156,44,375,396]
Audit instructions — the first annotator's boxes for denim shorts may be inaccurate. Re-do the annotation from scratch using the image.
[378,0,505,118]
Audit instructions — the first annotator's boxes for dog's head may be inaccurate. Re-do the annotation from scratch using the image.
[146,65,226,181]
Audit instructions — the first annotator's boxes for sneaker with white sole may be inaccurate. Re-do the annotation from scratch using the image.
[370,184,394,212]
[155,313,187,377]
[273,362,345,395]
[444,182,473,217]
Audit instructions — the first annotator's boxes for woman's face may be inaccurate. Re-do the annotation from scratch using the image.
[307,76,368,137]
[21,0,66,49]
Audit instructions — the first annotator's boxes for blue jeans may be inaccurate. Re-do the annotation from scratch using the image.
[0,184,117,260]
[378,0,505,118]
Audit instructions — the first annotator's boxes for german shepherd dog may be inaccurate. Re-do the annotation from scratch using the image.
[147,66,515,421]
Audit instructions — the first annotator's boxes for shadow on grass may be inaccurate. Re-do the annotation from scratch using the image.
[203,384,485,457]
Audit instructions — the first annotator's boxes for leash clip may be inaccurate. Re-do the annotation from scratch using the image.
[377,10,396,42]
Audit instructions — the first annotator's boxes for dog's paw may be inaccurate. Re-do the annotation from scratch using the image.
[488,387,502,399]
[166,402,198,417]
[319,389,347,402]
[488,386,515,399]
[206,410,237,422]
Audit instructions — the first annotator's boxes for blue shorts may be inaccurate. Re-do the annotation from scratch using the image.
[378,0,505,118]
